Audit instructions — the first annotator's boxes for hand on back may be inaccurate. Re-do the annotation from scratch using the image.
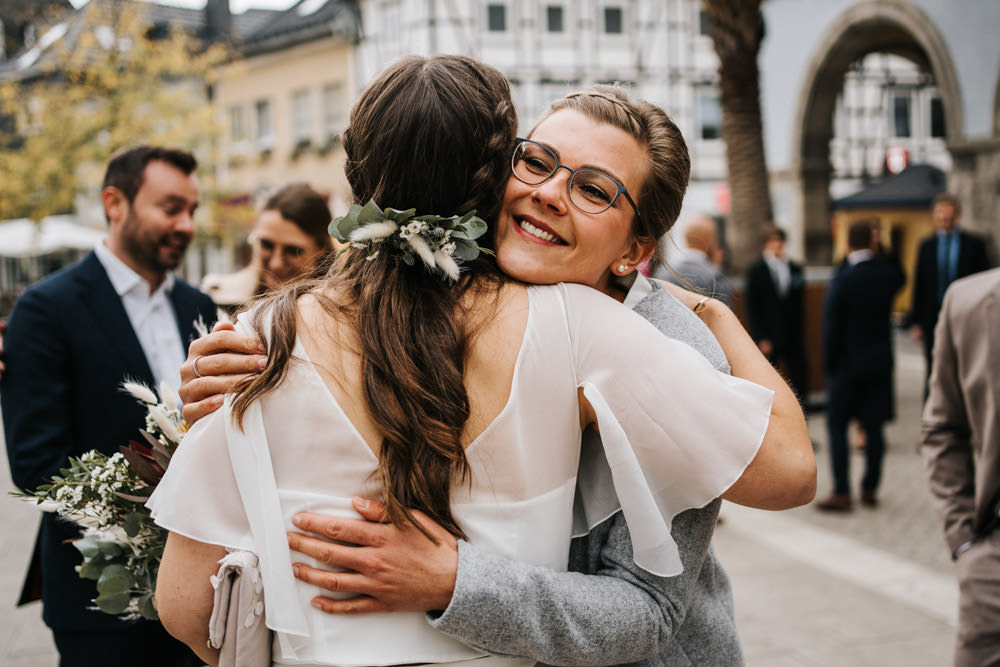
[288,497,459,614]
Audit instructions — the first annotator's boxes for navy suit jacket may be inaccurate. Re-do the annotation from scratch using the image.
[744,257,805,354]
[822,257,904,380]
[2,251,216,631]
[910,229,990,339]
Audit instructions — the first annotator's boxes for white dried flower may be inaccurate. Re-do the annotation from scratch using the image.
[157,380,179,411]
[122,381,158,405]
[149,406,181,444]
[349,221,398,242]
[433,249,461,281]
[406,234,436,269]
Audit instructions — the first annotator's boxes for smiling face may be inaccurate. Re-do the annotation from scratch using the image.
[495,109,652,296]
[255,209,326,289]
[106,159,199,288]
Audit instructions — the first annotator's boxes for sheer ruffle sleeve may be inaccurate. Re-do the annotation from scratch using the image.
[550,283,773,577]
[147,306,264,554]
[147,304,311,638]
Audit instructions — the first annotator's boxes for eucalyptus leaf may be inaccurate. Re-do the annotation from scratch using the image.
[386,206,417,222]
[74,535,100,559]
[97,564,135,594]
[97,539,125,557]
[94,591,131,615]
[138,591,158,620]
[451,240,479,261]
[464,219,488,239]
[77,559,102,580]
[123,512,145,538]
[357,200,384,224]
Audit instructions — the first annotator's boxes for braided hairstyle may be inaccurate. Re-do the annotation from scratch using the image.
[233,55,519,541]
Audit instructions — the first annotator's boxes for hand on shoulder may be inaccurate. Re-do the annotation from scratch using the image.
[179,321,267,424]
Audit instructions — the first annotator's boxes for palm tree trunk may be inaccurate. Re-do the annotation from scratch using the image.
[704,0,774,273]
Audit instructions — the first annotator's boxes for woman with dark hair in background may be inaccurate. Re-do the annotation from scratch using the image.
[201,182,333,313]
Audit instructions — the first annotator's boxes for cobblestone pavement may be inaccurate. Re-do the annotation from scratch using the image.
[789,330,952,575]
[715,329,959,666]
[0,331,959,666]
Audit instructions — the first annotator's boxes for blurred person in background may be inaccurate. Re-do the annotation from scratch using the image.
[201,182,333,313]
[908,193,990,397]
[817,219,904,512]
[744,225,809,405]
[655,215,733,308]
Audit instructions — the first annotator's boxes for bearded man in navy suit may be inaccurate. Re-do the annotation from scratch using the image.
[2,146,216,666]
[909,193,990,395]
[817,219,904,511]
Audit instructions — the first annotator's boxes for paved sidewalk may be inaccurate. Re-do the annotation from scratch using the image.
[715,329,958,666]
[0,331,958,666]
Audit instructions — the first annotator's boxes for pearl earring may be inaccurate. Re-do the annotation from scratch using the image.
[617,264,628,274]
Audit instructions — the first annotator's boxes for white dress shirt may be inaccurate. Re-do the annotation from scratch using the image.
[846,248,874,266]
[94,242,185,393]
[763,249,791,298]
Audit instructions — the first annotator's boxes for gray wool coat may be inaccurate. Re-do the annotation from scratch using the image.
[428,278,745,666]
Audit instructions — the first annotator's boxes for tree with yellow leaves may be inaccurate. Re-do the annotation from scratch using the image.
[0,0,227,221]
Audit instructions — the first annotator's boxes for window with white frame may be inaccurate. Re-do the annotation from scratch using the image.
[487,3,506,32]
[229,105,246,142]
[291,88,312,145]
[604,6,623,34]
[255,99,273,150]
[891,91,911,138]
[698,91,721,140]
[322,82,346,141]
[547,5,564,32]
[699,9,711,35]
[930,96,945,138]
[382,0,401,37]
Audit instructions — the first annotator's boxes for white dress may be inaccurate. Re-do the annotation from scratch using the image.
[148,283,773,667]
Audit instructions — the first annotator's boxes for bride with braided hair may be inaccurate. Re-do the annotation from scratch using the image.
[149,55,787,667]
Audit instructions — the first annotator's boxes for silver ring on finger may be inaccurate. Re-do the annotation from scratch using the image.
[192,355,205,378]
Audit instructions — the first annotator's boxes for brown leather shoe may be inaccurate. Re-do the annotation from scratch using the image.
[860,491,878,507]
[816,494,852,512]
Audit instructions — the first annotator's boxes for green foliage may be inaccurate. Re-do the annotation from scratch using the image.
[0,1,227,221]
[330,200,492,280]
[11,381,185,621]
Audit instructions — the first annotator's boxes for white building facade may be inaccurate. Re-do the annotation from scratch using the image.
[354,0,728,252]
[352,0,991,266]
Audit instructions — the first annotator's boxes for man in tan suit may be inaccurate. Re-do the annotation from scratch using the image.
[922,267,1000,666]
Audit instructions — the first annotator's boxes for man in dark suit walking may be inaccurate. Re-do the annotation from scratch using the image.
[817,220,904,511]
[2,146,216,666]
[744,226,809,403]
[909,193,990,394]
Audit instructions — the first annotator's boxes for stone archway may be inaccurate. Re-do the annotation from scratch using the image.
[791,1,960,265]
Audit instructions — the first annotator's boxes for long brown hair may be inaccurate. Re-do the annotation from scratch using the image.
[233,55,518,541]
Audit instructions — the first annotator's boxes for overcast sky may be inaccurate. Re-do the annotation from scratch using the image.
[69,0,299,14]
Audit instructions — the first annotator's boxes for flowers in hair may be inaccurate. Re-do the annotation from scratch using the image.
[330,200,491,281]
